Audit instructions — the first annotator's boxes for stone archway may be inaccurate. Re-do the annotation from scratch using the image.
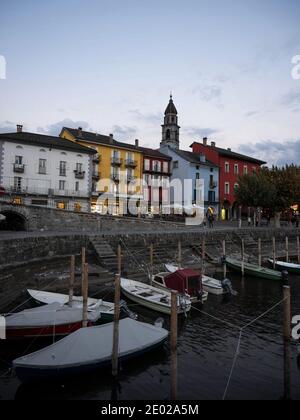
[222,200,231,221]
[0,205,30,231]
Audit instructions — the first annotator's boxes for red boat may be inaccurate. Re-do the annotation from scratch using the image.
[5,303,101,339]
[152,269,208,303]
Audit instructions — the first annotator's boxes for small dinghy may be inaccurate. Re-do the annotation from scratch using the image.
[226,258,282,281]
[268,259,300,275]
[121,278,191,315]
[165,264,225,296]
[5,303,101,339]
[27,289,115,323]
[13,318,169,383]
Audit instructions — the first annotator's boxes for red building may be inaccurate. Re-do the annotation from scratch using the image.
[139,147,172,214]
[190,138,266,220]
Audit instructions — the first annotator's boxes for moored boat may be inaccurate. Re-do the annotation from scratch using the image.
[268,259,300,275]
[226,257,282,281]
[165,264,225,296]
[120,278,191,315]
[152,269,208,303]
[13,318,169,383]
[5,303,102,339]
[27,289,115,323]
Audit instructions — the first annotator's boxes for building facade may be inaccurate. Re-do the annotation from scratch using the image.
[60,127,144,216]
[190,138,266,219]
[0,126,95,212]
[159,97,220,215]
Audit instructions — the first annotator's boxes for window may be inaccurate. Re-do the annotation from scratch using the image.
[60,161,67,176]
[75,181,79,192]
[225,162,230,173]
[196,173,200,180]
[163,162,169,173]
[166,129,171,140]
[208,191,216,202]
[196,166,200,170]
[59,180,66,191]
[225,182,230,195]
[76,163,83,172]
[56,202,66,210]
[234,164,239,175]
[244,165,248,175]
[144,159,150,171]
[153,161,161,172]
[210,168,214,172]
[15,156,23,165]
[74,203,82,212]
[14,177,22,191]
[13,197,22,205]
[39,159,46,174]
[234,183,239,194]
[173,161,179,169]
[252,167,256,174]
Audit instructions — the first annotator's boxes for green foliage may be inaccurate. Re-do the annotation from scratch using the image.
[235,165,300,212]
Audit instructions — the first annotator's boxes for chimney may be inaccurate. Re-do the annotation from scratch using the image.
[17,124,23,133]
[135,139,139,148]
[211,141,216,147]
[203,137,208,146]
[78,127,83,138]
[109,133,114,144]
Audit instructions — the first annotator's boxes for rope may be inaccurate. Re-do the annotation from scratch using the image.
[222,331,243,401]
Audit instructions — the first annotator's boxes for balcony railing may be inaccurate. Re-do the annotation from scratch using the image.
[14,163,25,173]
[111,174,120,182]
[209,181,217,189]
[38,167,47,175]
[92,172,100,180]
[127,175,137,183]
[125,159,137,168]
[74,170,85,179]
[93,154,101,163]
[111,157,122,166]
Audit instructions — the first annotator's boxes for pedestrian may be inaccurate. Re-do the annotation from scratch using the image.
[248,216,251,227]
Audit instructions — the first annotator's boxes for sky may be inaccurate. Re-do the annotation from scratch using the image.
[0,0,299,166]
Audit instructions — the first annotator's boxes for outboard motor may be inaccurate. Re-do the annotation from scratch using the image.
[221,278,234,295]
[154,317,165,329]
[120,300,138,320]
[281,270,289,284]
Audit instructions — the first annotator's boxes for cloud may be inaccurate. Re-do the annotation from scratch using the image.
[0,120,19,133]
[37,119,92,136]
[111,125,138,140]
[244,111,260,118]
[239,139,300,166]
[129,109,161,125]
[280,89,300,111]
[193,84,222,102]
[183,126,219,139]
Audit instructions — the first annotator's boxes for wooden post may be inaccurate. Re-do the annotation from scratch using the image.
[222,240,227,279]
[297,236,300,264]
[81,247,86,285]
[272,237,276,270]
[201,238,206,275]
[112,274,121,378]
[258,238,262,267]
[286,237,289,263]
[283,285,291,400]
[150,243,154,285]
[241,239,245,277]
[170,290,178,401]
[69,255,75,306]
[178,241,182,269]
[117,243,122,276]
[82,263,89,328]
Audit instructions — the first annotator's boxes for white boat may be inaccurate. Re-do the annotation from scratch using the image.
[27,289,115,322]
[120,278,191,315]
[268,259,300,275]
[5,303,102,339]
[13,318,169,383]
[164,264,225,296]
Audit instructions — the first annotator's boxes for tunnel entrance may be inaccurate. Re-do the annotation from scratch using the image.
[0,211,28,231]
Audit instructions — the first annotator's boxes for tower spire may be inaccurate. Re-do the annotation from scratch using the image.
[160,94,180,149]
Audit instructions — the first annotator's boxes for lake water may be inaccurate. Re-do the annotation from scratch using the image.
[1,261,300,401]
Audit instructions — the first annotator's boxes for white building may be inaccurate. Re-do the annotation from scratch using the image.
[0,125,96,212]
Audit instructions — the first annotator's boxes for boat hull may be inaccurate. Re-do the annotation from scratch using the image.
[121,288,173,315]
[268,259,300,275]
[151,280,208,303]
[226,259,282,281]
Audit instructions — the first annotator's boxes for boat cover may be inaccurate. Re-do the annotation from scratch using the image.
[13,318,168,368]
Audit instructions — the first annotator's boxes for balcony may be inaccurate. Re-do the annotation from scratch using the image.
[111,157,122,166]
[209,181,217,189]
[14,163,25,173]
[92,172,100,181]
[74,170,85,179]
[111,174,120,182]
[93,154,101,163]
[38,167,47,175]
[125,159,137,168]
[127,175,137,183]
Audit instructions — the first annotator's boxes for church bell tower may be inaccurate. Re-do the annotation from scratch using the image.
[160,94,180,149]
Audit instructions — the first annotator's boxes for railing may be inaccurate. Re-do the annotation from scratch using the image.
[209,181,217,189]
[93,154,101,163]
[111,174,120,182]
[74,170,85,179]
[127,175,137,183]
[1,185,89,198]
[111,157,122,166]
[125,159,137,168]
[13,163,25,173]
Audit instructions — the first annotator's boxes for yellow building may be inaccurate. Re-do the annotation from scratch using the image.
[60,127,143,215]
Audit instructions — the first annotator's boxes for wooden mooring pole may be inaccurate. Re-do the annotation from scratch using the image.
[286,237,289,263]
[258,238,262,268]
[117,243,122,276]
[69,255,75,306]
[222,240,227,279]
[178,241,182,269]
[112,274,121,378]
[283,285,291,400]
[170,290,178,401]
[297,236,300,264]
[82,263,89,328]
[150,243,154,285]
[201,238,206,275]
[81,247,86,284]
[241,239,245,277]
[272,237,276,270]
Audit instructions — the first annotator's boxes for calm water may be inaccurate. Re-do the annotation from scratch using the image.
[1,262,300,401]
